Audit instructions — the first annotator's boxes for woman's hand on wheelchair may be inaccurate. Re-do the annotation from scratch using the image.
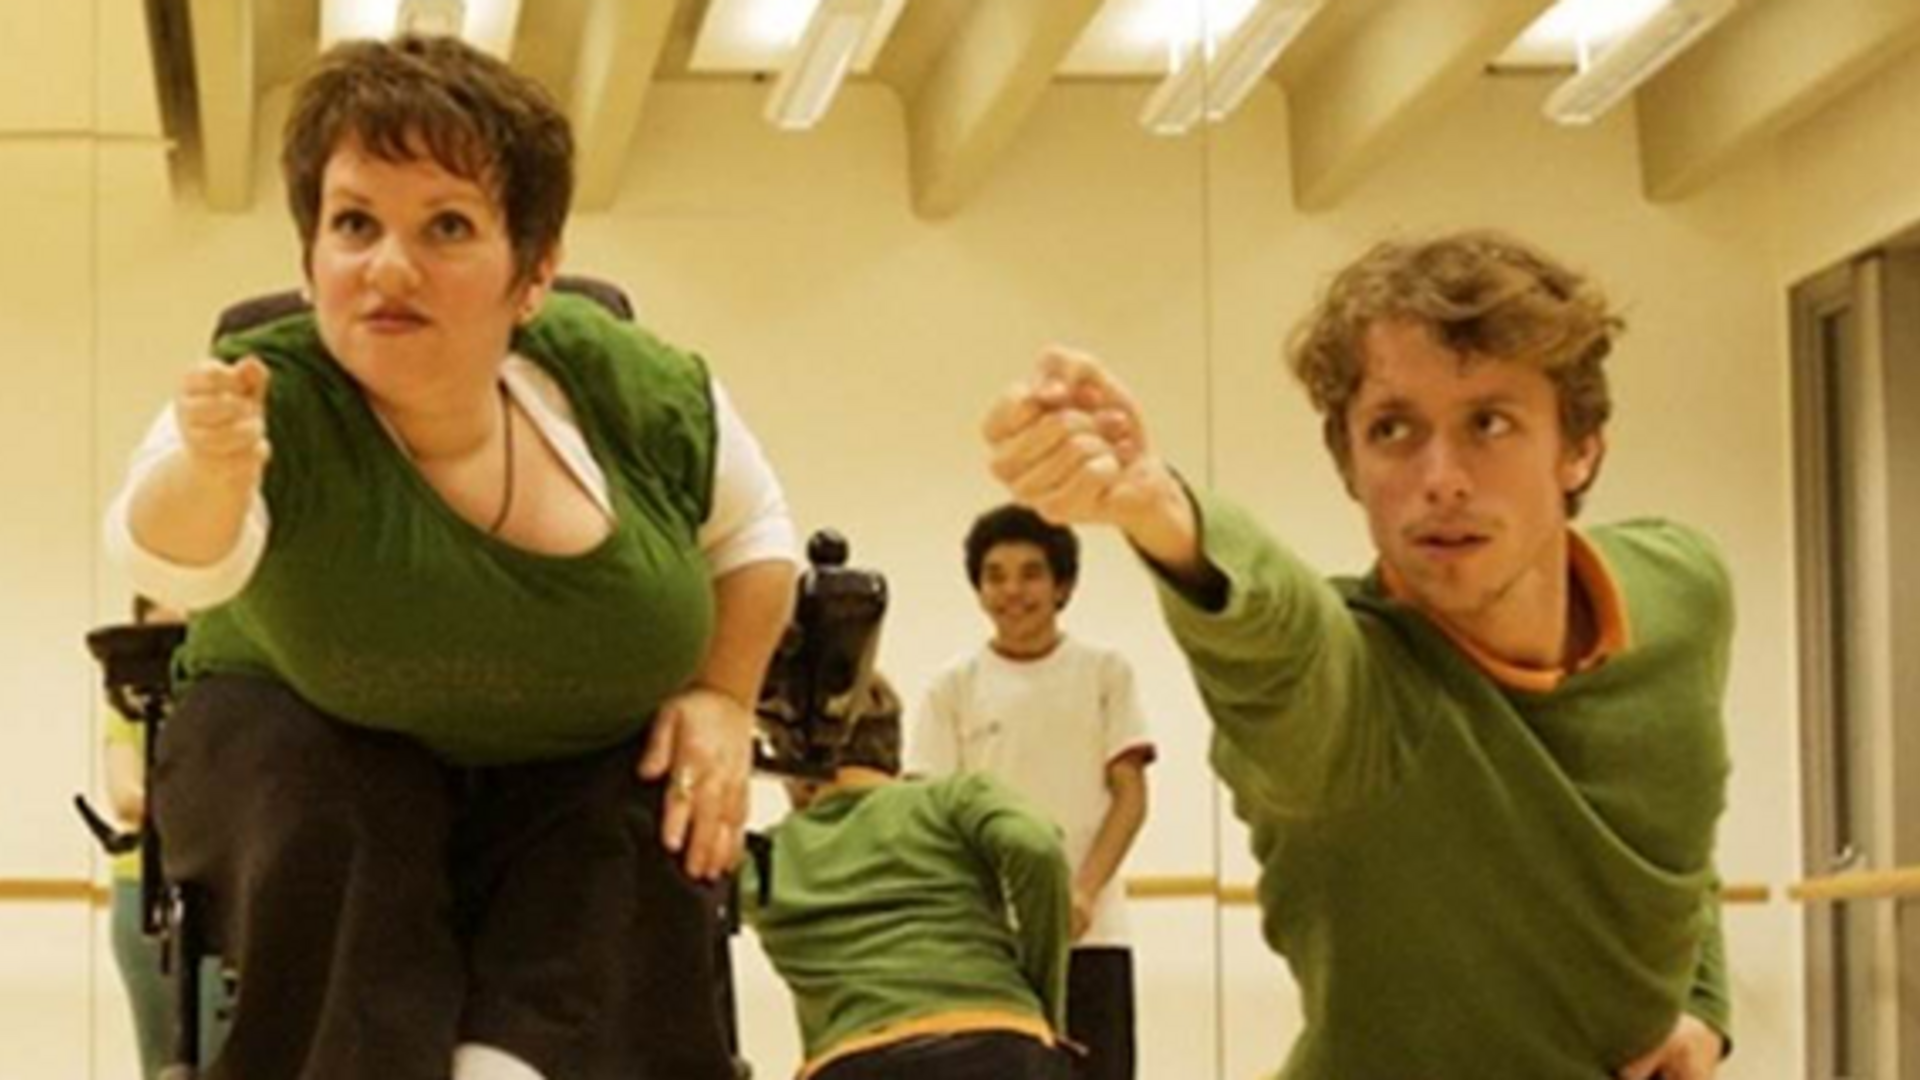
[640,685,753,880]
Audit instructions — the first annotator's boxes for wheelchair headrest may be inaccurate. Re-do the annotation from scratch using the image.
[85,622,186,722]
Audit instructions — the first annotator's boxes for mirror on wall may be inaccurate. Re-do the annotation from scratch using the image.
[70,1,1227,1077]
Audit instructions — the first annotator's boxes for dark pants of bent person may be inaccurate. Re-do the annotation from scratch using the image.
[1067,947,1137,1080]
[814,1032,1070,1080]
[153,674,736,1080]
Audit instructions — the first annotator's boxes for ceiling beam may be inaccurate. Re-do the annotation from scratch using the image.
[510,0,590,98]
[902,0,1102,220]
[253,0,318,95]
[1283,0,1552,211]
[1637,0,1920,201]
[188,0,256,211]
[873,0,970,97]
[562,0,681,210]
[653,0,708,76]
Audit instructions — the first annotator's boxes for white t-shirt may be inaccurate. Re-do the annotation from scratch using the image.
[910,636,1154,948]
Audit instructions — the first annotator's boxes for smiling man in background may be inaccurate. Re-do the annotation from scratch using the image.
[911,504,1156,1080]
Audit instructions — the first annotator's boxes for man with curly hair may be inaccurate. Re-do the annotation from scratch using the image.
[981,232,1733,1080]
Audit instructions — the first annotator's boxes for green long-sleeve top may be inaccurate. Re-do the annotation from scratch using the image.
[742,773,1072,1073]
[1160,492,1733,1079]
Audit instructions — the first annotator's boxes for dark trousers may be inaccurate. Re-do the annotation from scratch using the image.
[154,675,735,1080]
[1067,947,1137,1080]
[814,1032,1069,1080]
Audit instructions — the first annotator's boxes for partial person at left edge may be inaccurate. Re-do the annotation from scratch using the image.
[103,34,798,1080]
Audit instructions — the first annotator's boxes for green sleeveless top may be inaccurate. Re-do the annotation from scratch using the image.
[179,292,719,766]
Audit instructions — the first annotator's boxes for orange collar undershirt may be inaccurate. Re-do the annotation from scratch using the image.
[1377,530,1632,694]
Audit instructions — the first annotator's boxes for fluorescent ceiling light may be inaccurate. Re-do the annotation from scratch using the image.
[399,0,464,37]
[764,0,885,131]
[320,0,522,57]
[1064,0,1261,76]
[1529,0,1674,55]
[756,0,825,49]
[1498,0,1670,68]
[1139,0,1324,136]
[692,0,907,76]
[1542,0,1737,125]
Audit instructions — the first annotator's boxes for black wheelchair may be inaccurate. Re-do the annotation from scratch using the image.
[77,275,889,1077]
[77,617,218,1080]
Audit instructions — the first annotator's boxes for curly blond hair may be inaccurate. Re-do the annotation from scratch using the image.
[1287,231,1620,514]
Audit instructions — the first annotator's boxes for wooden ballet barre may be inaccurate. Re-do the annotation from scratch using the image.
[1124,876,1772,906]
[1719,882,1772,904]
[0,878,108,905]
[1786,867,1920,903]
[1123,875,1217,900]
[6,873,1778,909]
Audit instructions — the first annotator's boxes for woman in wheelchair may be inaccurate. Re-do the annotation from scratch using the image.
[104,34,798,1080]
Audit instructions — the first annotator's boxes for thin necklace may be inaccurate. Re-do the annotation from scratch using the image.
[487,381,516,535]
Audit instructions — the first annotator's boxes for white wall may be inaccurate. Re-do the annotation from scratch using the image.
[1767,45,1920,282]
[0,0,113,1075]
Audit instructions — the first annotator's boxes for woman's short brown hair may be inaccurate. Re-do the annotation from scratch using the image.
[281,35,573,285]
[1286,231,1621,513]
